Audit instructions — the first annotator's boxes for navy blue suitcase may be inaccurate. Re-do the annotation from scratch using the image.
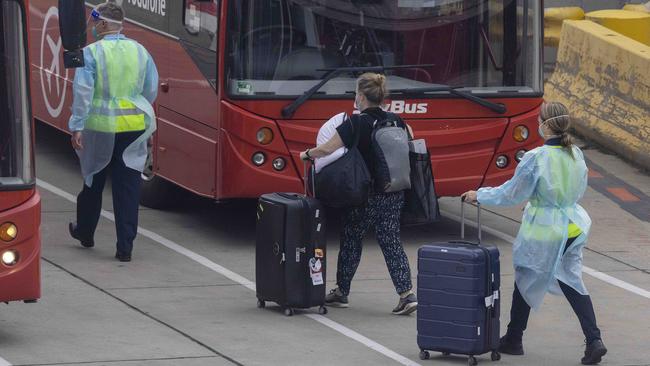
[417,201,501,366]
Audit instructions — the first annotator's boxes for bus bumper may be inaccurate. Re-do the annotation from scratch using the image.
[0,190,41,303]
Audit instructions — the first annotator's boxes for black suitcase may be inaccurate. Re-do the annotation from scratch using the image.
[417,201,501,366]
[255,165,327,316]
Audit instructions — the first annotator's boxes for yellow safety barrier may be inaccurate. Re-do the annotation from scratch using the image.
[586,10,650,46]
[623,2,650,13]
[544,7,585,47]
[545,20,650,171]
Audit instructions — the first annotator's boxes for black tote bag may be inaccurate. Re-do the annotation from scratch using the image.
[312,117,371,208]
[402,149,440,226]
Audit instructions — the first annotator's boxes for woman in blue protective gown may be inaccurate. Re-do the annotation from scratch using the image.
[462,102,607,365]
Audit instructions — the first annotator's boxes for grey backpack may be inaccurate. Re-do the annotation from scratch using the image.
[370,113,411,193]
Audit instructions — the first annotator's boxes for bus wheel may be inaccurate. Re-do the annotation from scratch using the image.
[140,174,179,209]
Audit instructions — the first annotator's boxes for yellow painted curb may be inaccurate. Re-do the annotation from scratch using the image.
[545,20,650,170]
[544,7,585,47]
[586,9,650,46]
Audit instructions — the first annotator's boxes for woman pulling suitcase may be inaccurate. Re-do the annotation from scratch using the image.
[462,102,607,365]
[300,73,417,315]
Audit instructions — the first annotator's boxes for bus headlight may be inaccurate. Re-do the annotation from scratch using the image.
[272,158,286,171]
[252,152,266,166]
[256,128,274,145]
[2,250,18,266]
[513,125,529,142]
[0,222,17,242]
[515,150,527,162]
[495,155,509,169]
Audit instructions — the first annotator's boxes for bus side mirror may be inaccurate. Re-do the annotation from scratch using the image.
[58,0,87,68]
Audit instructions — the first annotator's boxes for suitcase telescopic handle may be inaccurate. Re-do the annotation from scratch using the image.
[460,197,482,244]
[303,160,316,197]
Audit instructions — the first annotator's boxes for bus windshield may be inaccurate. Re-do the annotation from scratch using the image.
[226,0,542,98]
[0,0,33,187]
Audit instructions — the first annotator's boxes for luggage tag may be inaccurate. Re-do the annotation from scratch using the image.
[309,257,324,286]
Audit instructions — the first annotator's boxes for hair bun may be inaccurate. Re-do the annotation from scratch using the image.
[374,74,386,86]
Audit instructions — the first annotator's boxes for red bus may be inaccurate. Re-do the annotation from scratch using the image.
[1,0,41,303]
[29,0,543,207]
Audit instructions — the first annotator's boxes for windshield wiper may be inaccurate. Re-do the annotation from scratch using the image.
[281,64,435,118]
[391,85,507,114]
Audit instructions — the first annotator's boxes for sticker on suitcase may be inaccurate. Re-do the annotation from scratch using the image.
[309,257,324,286]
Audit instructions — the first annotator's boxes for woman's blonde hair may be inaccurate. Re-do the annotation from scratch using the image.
[357,73,387,106]
[540,101,575,158]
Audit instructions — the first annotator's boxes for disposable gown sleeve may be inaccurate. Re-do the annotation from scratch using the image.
[477,151,539,206]
[68,49,97,132]
[142,50,159,104]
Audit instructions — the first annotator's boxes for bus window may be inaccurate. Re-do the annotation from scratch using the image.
[181,0,219,89]
[0,0,33,187]
[225,0,542,98]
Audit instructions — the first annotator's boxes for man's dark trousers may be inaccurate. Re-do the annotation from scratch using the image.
[76,131,143,256]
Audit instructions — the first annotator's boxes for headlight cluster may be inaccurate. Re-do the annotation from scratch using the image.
[1,222,18,266]
[253,128,287,171]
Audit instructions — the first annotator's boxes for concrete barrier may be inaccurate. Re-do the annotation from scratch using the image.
[545,20,650,170]
[544,7,586,46]
[586,9,650,45]
[623,2,650,13]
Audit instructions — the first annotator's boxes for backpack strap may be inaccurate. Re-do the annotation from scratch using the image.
[374,112,403,129]
[345,113,362,148]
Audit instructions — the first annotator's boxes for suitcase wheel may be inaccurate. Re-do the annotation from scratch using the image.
[318,305,328,315]
[468,356,478,366]
[491,351,501,361]
[419,350,430,360]
[284,307,294,316]
[256,299,265,309]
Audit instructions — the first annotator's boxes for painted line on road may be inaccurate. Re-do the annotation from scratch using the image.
[36,179,421,366]
[0,356,11,366]
[441,209,650,300]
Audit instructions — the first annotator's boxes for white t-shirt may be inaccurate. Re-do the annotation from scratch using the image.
[314,112,348,173]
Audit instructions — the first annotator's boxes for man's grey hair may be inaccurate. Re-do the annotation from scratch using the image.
[96,1,125,22]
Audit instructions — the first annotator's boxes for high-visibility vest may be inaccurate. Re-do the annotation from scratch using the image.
[85,39,146,133]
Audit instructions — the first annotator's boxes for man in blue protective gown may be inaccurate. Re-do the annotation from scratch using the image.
[67,1,158,262]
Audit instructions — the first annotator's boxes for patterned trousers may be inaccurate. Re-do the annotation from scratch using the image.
[336,191,413,296]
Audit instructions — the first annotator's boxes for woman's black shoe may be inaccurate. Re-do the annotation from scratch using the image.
[498,335,524,355]
[68,222,94,248]
[581,339,607,365]
[115,252,132,262]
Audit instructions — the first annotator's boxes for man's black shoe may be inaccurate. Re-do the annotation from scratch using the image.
[115,252,132,262]
[68,222,94,248]
[498,335,524,355]
[582,339,607,365]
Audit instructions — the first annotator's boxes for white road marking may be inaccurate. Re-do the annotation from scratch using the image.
[440,209,650,300]
[0,356,11,366]
[306,314,421,366]
[581,267,650,299]
[36,179,420,366]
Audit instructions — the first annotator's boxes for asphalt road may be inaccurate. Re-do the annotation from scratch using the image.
[0,124,648,366]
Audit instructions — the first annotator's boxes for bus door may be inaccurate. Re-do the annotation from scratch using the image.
[153,0,220,197]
